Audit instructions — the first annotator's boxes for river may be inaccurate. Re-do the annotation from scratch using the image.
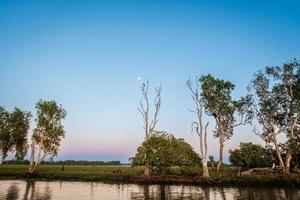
[0,180,299,199]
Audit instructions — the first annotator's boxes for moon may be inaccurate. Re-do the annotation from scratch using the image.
[137,76,142,81]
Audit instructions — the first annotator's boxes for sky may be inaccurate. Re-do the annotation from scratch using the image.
[0,0,300,163]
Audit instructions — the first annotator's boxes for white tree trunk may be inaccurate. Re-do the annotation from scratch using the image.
[217,137,224,173]
[186,79,210,177]
[273,138,285,170]
[285,153,292,173]
[0,155,3,167]
[202,157,209,177]
[35,143,42,167]
[30,143,43,173]
[29,141,35,173]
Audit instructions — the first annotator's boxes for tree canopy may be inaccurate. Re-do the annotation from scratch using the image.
[199,74,253,172]
[33,100,67,158]
[10,108,31,160]
[229,142,274,169]
[131,131,201,174]
[29,100,67,173]
[249,59,300,172]
[0,106,31,164]
[0,106,12,164]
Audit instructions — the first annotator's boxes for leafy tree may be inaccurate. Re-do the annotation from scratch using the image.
[249,59,300,173]
[0,106,30,165]
[200,74,252,173]
[0,106,12,165]
[229,142,274,169]
[29,100,67,173]
[131,131,201,175]
[10,108,31,160]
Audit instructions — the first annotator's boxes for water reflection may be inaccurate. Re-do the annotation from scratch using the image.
[130,185,209,199]
[10,181,52,200]
[0,180,300,200]
[6,184,19,200]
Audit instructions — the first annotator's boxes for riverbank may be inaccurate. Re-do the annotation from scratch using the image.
[1,165,300,187]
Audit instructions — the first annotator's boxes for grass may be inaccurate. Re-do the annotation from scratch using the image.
[0,165,300,187]
[0,165,143,182]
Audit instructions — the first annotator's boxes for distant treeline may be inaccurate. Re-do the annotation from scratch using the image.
[3,160,124,165]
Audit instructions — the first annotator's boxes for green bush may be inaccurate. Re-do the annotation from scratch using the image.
[130,132,201,174]
[229,142,274,169]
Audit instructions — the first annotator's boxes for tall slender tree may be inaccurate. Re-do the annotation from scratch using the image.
[0,106,11,166]
[0,106,31,165]
[200,74,252,173]
[29,100,66,173]
[249,59,300,173]
[10,108,31,160]
[186,78,210,176]
[138,80,161,176]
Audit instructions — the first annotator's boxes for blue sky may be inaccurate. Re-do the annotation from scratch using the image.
[0,0,300,162]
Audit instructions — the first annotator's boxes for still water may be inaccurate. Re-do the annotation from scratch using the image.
[0,180,300,200]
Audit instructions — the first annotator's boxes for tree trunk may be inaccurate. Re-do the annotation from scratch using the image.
[217,139,224,173]
[285,152,292,173]
[31,143,43,173]
[35,143,42,167]
[0,155,3,167]
[144,163,150,176]
[202,122,209,177]
[160,168,166,176]
[29,142,35,173]
[202,157,209,177]
[273,138,285,172]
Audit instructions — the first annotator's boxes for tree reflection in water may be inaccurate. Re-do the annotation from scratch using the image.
[1,180,300,200]
[5,181,52,200]
[234,187,300,200]
[130,185,210,199]
[130,185,300,200]
[6,183,20,200]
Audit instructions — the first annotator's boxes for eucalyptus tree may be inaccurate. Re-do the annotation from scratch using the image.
[0,106,12,165]
[186,78,210,176]
[200,74,252,173]
[138,80,161,176]
[29,100,66,173]
[0,106,31,165]
[249,59,300,173]
[10,108,31,160]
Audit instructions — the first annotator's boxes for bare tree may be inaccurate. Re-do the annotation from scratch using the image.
[138,80,161,176]
[186,78,210,177]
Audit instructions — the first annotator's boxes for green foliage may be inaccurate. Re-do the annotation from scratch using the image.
[33,100,67,158]
[200,74,235,120]
[131,132,201,173]
[10,108,31,160]
[199,74,252,140]
[0,106,31,161]
[0,106,12,161]
[229,142,274,169]
[249,59,300,166]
